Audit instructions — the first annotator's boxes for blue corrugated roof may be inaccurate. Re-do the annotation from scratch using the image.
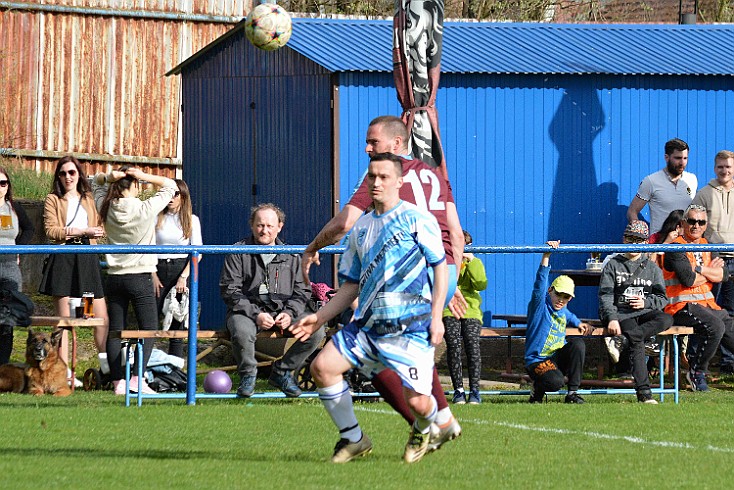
[287,18,734,76]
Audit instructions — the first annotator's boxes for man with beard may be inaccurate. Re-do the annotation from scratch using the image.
[627,138,698,233]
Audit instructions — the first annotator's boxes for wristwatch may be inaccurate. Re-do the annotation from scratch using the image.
[695,265,702,274]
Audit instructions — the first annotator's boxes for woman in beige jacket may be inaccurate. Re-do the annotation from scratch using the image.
[39,156,109,375]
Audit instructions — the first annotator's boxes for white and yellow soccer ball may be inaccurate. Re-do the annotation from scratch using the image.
[244,3,293,51]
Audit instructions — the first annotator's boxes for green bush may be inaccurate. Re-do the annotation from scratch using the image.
[0,157,54,200]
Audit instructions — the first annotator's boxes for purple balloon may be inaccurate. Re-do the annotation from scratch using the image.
[203,370,232,394]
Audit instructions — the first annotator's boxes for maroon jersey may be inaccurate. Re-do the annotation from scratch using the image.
[348,157,456,264]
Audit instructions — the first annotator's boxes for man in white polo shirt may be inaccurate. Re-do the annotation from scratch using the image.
[627,138,698,234]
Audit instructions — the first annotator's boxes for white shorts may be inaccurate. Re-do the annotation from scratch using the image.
[332,326,435,396]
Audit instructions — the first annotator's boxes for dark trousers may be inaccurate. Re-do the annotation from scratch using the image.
[619,311,673,393]
[226,312,325,378]
[673,303,734,373]
[156,258,189,358]
[712,261,734,368]
[0,326,12,365]
[527,337,585,393]
[105,273,159,381]
[443,316,482,392]
[0,276,19,365]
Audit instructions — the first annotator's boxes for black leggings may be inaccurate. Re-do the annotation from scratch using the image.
[443,316,482,392]
[105,273,159,381]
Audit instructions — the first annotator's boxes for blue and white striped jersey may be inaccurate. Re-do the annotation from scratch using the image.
[338,200,445,337]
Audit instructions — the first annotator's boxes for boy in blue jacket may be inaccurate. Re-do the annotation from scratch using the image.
[525,241,593,403]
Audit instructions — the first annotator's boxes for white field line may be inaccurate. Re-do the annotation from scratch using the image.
[354,406,734,454]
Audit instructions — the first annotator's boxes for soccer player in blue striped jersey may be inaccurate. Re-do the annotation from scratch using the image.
[291,153,448,464]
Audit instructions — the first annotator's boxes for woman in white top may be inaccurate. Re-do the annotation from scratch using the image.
[93,166,176,395]
[39,156,108,373]
[152,179,202,358]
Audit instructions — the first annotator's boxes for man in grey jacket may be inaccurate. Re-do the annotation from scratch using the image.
[598,220,673,403]
[220,203,322,398]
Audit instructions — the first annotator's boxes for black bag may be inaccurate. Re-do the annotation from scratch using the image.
[0,286,34,327]
[65,236,90,245]
[148,366,188,392]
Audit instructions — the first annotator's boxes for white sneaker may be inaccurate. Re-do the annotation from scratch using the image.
[605,336,623,364]
[113,379,127,396]
[128,376,157,395]
[66,368,83,388]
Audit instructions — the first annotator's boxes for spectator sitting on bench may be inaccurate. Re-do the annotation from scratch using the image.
[220,203,322,398]
[662,204,734,391]
[598,221,673,404]
[525,240,593,404]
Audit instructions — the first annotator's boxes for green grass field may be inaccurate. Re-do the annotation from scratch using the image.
[1,389,733,489]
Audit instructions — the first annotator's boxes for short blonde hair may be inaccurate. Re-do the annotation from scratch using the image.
[715,150,734,162]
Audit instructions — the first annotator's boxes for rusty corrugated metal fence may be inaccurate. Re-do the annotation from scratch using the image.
[0,0,253,176]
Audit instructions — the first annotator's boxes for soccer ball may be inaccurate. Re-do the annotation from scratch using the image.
[245,3,292,51]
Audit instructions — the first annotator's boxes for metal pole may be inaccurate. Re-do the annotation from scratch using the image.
[0,1,243,24]
[186,252,200,405]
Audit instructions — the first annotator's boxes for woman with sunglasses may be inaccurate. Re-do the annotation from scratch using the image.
[93,166,177,395]
[0,166,35,365]
[39,156,109,377]
[152,180,202,359]
[649,209,686,268]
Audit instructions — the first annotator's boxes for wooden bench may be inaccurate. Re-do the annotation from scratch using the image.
[23,316,105,392]
[108,329,324,406]
[483,316,693,403]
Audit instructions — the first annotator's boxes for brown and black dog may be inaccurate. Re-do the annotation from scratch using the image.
[0,328,71,396]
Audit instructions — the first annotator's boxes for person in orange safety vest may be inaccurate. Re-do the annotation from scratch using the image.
[663,204,734,392]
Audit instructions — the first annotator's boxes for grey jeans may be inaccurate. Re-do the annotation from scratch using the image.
[226,312,325,377]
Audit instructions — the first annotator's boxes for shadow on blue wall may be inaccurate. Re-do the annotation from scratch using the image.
[547,85,627,317]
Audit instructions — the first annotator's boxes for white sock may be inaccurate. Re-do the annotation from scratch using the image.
[98,353,110,375]
[318,380,361,442]
[412,396,438,433]
[434,406,453,426]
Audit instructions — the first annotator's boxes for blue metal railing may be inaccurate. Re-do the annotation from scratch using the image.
[7,241,734,405]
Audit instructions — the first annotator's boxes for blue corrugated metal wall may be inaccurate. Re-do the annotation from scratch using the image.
[181,30,334,329]
[337,72,734,321]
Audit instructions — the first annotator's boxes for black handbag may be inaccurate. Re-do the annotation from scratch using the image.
[0,285,34,327]
[65,236,90,245]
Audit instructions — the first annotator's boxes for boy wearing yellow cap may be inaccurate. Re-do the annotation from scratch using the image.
[525,240,593,403]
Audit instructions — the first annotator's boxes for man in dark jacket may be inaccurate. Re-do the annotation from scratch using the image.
[598,220,673,403]
[220,203,321,398]
[663,205,734,391]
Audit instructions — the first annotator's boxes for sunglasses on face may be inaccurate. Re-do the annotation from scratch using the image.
[624,236,647,244]
[686,218,707,226]
[173,191,181,197]
[0,180,8,187]
[58,169,77,178]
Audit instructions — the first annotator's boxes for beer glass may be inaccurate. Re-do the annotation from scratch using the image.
[82,292,95,318]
